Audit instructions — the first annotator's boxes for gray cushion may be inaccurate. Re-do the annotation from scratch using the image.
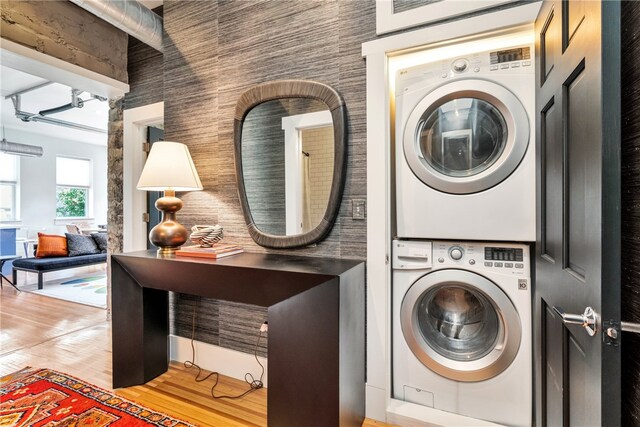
[65,233,100,256]
[13,254,107,271]
[92,232,108,253]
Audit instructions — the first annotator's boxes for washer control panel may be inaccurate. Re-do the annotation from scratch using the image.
[432,241,530,275]
[393,240,530,275]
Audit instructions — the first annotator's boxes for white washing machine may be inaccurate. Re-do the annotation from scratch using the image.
[395,43,535,241]
[392,240,532,426]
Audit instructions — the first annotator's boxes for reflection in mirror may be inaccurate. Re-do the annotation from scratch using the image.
[241,98,334,237]
[393,0,440,14]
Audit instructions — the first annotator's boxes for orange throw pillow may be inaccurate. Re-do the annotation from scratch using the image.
[35,232,69,258]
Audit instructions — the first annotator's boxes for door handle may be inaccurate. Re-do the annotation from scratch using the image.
[552,306,598,336]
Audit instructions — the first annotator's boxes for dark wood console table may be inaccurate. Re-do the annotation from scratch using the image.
[111,250,365,426]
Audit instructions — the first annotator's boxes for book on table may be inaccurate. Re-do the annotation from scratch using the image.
[176,244,244,259]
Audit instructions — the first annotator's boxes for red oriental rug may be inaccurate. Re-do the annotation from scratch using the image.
[0,368,194,426]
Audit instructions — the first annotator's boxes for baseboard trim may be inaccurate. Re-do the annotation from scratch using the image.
[169,335,269,387]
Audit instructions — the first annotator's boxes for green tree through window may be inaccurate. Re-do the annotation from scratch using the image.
[56,187,87,217]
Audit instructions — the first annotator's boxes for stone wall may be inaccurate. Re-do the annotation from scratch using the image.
[0,0,128,83]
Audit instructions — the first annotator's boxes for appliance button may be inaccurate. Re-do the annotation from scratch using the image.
[511,62,520,68]
[484,262,493,267]
[474,67,480,73]
[523,60,532,67]
[515,263,524,269]
[494,262,504,267]
[438,257,445,263]
[469,259,476,265]
[490,65,499,71]
[452,59,469,73]
[500,64,510,69]
[449,247,464,260]
[505,262,514,268]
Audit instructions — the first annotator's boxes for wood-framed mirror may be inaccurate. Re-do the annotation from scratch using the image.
[234,80,346,249]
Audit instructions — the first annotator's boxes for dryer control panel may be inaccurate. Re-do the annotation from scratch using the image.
[395,44,534,95]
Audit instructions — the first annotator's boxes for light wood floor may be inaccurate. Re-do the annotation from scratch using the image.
[0,284,394,426]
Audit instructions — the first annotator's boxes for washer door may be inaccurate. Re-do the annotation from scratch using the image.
[403,79,529,194]
[400,269,521,382]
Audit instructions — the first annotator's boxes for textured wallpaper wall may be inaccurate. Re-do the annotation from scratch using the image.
[158,0,376,356]
[125,6,163,110]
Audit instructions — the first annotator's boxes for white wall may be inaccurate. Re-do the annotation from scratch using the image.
[5,127,107,237]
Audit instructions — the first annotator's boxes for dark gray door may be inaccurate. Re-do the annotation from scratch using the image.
[146,126,163,249]
[535,1,620,426]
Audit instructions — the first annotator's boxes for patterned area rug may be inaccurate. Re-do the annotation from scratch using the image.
[0,368,194,426]
[22,275,107,309]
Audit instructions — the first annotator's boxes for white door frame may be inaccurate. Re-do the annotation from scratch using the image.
[123,102,163,252]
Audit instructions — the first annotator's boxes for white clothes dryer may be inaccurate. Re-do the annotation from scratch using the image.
[392,240,532,427]
[395,44,535,241]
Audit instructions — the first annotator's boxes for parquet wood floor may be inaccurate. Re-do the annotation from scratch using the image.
[0,284,395,426]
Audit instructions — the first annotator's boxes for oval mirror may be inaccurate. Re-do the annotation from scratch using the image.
[234,80,346,248]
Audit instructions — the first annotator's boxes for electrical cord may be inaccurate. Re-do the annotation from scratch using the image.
[183,298,265,400]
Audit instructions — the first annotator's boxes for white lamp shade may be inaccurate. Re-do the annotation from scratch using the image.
[137,141,203,191]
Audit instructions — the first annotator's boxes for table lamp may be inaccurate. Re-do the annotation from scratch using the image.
[137,141,203,255]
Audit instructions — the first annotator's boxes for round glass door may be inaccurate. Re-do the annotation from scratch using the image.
[417,284,500,362]
[400,269,521,382]
[418,98,507,177]
[403,80,529,194]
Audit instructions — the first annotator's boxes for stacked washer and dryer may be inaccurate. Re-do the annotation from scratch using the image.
[392,41,535,427]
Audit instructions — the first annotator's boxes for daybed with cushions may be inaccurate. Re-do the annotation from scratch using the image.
[12,232,108,289]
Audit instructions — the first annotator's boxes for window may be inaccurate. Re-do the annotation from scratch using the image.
[0,153,19,221]
[56,157,91,218]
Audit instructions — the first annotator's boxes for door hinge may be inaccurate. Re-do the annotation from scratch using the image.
[142,212,150,223]
[143,142,151,153]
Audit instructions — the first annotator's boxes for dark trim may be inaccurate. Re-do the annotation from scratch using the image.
[561,58,586,277]
[540,95,555,263]
[540,300,548,427]
[561,0,586,53]
[540,6,555,86]
[233,80,347,249]
[562,324,569,427]
[600,0,622,424]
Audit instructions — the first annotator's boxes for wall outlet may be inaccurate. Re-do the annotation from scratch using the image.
[353,199,366,220]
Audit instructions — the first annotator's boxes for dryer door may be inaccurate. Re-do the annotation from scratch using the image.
[403,79,529,194]
[400,269,521,382]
